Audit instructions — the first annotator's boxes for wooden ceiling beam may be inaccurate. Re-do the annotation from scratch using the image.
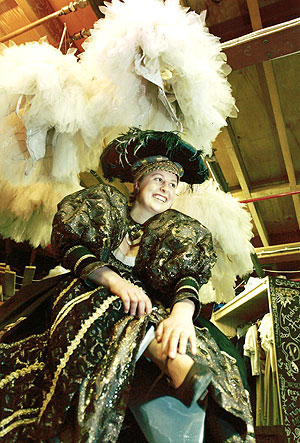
[231,183,300,202]
[258,252,300,265]
[244,0,300,238]
[262,61,300,227]
[256,241,300,253]
[263,61,300,220]
[246,0,262,31]
[209,0,300,44]
[221,17,300,71]
[244,0,300,231]
[262,61,296,189]
[256,242,300,262]
[217,124,270,247]
[226,120,251,191]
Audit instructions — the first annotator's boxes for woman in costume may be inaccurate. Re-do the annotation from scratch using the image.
[0,0,237,249]
[0,129,255,443]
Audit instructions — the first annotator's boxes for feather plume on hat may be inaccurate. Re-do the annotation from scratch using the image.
[100,127,209,185]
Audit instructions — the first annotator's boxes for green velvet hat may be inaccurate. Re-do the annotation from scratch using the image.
[100,128,208,185]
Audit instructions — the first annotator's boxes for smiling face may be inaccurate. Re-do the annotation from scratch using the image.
[130,169,178,223]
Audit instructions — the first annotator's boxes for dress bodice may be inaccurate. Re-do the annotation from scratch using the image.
[51,183,217,312]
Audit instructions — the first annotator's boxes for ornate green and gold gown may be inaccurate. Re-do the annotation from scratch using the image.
[0,184,255,442]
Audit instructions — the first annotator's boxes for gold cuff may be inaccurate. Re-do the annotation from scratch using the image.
[175,285,198,294]
[64,245,83,260]
[74,254,97,273]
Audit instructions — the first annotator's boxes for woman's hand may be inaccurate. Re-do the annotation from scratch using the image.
[109,277,152,316]
[88,266,152,316]
[156,299,196,359]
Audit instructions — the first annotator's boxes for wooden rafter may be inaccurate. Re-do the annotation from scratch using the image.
[256,242,300,263]
[211,0,300,48]
[231,182,300,202]
[262,62,300,227]
[222,19,300,71]
[246,0,262,31]
[215,124,270,247]
[245,0,300,232]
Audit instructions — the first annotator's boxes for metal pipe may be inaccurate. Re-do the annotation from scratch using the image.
[240,189,300,203]
[0,0,89,44]
[2,0,297,49]
[221,15,300,50]
[70,28,91,41]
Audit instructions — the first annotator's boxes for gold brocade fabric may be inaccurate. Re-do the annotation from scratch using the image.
[0,268,255,442]
[0,184,255,442]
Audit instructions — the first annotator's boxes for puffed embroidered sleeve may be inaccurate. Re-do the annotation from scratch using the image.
[51,184,128,280]
[134,209,217,319]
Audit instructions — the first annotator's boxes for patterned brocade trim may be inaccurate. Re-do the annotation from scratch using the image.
[0,363,44,437]
[64,245,83,260]
[175,276,199,295]
[176,285,198,294]
[39,295,118,422]
[0,360,44,438]
[0,413,39,438]
[0,409,38,429]
[74,254,97,273]
[173,277,201,319]
[0,332,47,349]
[50,286,103,337]
[0,361,45,390]
[52,278,79,309]
[62,245,98,276]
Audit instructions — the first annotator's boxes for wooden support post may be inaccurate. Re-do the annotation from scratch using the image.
[3,270,16,300]
[0,264,10,302]
[22,266,36,287]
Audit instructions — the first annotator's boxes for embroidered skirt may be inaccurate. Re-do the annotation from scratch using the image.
[0,269,255,442]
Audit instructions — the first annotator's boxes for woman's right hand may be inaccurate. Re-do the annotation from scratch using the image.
[88,266,152,316]
[109,278,152,316]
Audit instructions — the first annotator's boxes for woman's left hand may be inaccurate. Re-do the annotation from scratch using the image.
[156,299,196,359]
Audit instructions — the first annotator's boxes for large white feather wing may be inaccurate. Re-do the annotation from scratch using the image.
[0,0,237,249]
[80,0,237,155]
[0,40,106,247]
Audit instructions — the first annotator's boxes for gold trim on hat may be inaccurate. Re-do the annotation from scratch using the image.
[133,160,182,183]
